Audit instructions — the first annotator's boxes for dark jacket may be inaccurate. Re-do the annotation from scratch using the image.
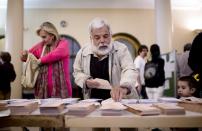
[188,32,202,97]
[0,62,16,92]
[144,58,165,87]
[188,32,202,75]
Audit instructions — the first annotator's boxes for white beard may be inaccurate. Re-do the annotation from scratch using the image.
[91,42,113,56]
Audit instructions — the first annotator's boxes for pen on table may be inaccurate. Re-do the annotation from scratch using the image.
[135,87,140,104]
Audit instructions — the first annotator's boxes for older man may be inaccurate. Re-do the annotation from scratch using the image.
[73,18,138,101]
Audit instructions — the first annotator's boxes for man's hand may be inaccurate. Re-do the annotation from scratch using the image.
[86,79,100,89]
[135,84,142,95]
[110,87,128,102]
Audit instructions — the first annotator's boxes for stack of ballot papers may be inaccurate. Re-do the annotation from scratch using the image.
[120,99,138,104]
[40,98,79,105]
[139,99,158,104]
[121,99,158,104]
[66,102,100,116]
[40,98,62,105]
[79,98,102,103]
[40,101,66,114]
[100,99,127,116]
[8,101,38,115]
[6,99,31,104]
[178,97,202,113]
[0,101,10,117]
[0,101,8,111]
[158,97,181,103]
[153,103,185,115]
[126,104,161,116]
[61,98,80,105]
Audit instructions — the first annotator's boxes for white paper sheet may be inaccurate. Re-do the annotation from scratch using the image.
[94,78,112,90]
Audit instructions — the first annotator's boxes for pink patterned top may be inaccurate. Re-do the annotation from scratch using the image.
[29,39,72,97]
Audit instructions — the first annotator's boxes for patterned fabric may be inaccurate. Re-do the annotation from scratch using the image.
[51,61,68,98]
[35,41,68,98]
[35,64,48,98]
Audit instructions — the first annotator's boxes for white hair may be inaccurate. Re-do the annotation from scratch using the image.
[88,17,112,36]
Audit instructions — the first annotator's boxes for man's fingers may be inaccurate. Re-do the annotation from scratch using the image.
[114,89,119,101]
[111,88,123,102]
[118,88,123,101]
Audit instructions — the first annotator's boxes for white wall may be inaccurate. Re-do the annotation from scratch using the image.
[172,9,202,53]
[23,9,155,50]
[22,8,202,53]
[1,8,201,53]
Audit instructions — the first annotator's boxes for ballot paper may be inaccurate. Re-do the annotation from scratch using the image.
[153,103,185,115]
[180,97,202,103]
[178,97,202,113]
[79,99,102,103]
[62,98,80,105]
[0,109,10,117]
[66,102,100,116]
[100,99,127,116]
[0,101,8,111]
[40,101,65,114]
[126,104,161,116]
[8,101,38,115]
[94,78,112,90]
[0,101,10,117]
[158,97,181,103]
[120,99,138,104]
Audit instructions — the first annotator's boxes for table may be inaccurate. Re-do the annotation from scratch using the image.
[0,115,64,127]
[65,110,202,128]
[1,109,202,129]
[0,109,64,129]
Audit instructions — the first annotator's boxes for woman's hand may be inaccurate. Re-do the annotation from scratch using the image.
[20,50,28,61]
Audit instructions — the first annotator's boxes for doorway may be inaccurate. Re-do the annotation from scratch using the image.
[112,33,141,60]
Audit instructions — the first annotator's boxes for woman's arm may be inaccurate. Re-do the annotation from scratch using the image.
[40,39,69,64]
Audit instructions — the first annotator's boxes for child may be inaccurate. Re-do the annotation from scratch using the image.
[173,76,199,131]
[0,51,16,100]
[177,76,199,98]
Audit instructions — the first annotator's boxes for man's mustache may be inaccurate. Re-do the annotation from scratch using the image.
[99,45,109,49]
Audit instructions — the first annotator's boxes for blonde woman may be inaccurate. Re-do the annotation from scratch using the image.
[21,22,72,98]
